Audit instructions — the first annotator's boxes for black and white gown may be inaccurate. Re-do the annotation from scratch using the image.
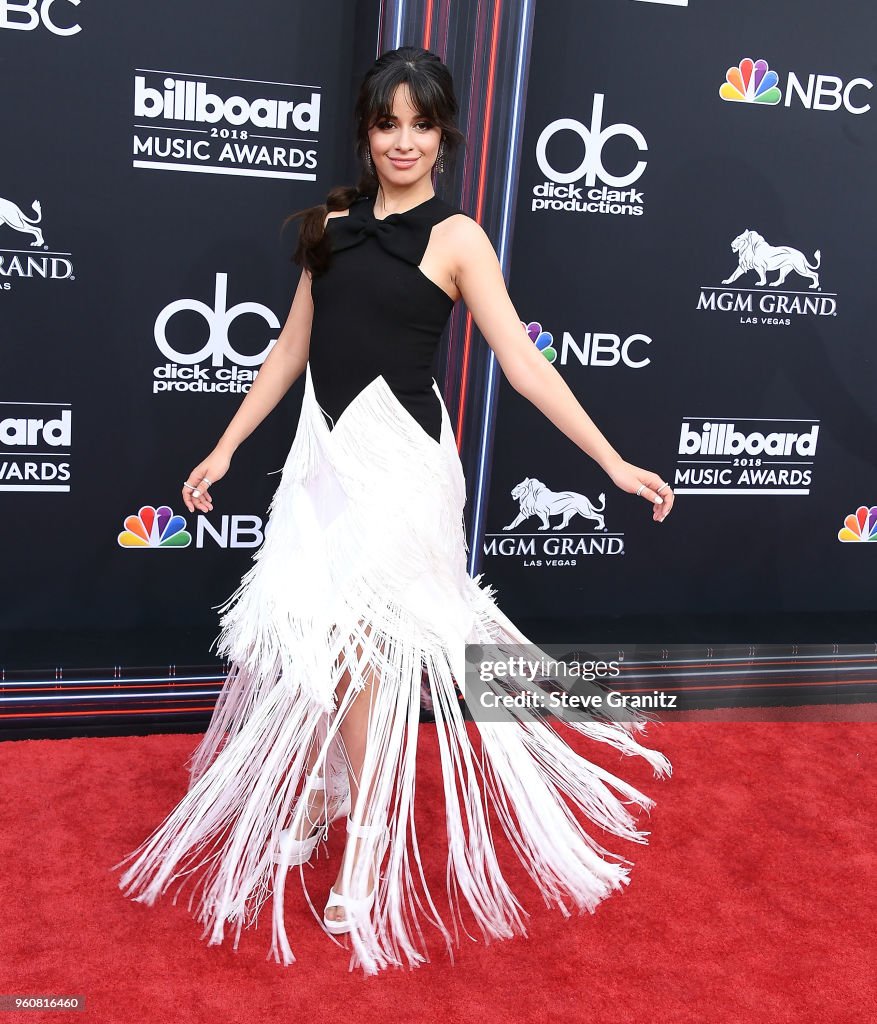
[114,192,672,975]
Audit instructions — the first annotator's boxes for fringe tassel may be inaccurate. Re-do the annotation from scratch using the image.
[112,362,672,975]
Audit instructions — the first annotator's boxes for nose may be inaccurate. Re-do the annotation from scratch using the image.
[396,126,416,151]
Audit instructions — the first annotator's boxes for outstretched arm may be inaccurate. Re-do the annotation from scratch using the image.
[182,263,314,514]
[213,265,314,457]
[452,216,674,523]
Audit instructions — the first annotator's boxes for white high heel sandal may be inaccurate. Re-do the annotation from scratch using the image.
[322,817,390,935]
[273,770,351,866]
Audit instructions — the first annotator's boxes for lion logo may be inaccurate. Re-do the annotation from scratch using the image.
[502,477,607,532]
[0,197,44,248]
[722,229,821,289]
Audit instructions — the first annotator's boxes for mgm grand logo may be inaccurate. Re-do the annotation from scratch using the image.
[483,477,625,567]
[697,229,836,325]
[0,194,75,286]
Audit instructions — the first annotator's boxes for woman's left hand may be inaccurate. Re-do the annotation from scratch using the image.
[606,459,675,522]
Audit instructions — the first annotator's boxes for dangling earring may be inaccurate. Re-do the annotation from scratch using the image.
[435,140,445,175]
[365,149,374,172]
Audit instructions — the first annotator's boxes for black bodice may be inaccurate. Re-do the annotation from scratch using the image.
[308,192,463,444]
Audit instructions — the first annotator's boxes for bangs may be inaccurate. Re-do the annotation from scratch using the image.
[367,75,445,126]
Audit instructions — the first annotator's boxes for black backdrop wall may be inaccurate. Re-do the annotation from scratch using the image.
[2,0,363,669]
[1,1,875,733]
[480,0,877,642]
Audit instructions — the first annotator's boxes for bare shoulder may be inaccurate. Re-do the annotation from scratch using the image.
[440,213,495,268]
[324,207,350,228]
[442,212,490,248]
[441,211,480,235]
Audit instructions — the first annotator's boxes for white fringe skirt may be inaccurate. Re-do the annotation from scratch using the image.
[113,362,672,975]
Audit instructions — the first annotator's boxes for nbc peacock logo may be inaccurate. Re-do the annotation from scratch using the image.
[118,505,192,548]
[837,505,877,543]
[719,58,782,105]
[522,321,556,363]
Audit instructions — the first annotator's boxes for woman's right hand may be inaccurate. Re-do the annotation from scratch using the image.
[182,448,232,514]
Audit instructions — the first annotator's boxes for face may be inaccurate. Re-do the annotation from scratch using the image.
[367,83,442,186]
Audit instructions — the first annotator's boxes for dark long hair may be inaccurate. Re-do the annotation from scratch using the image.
[282,46,465,277]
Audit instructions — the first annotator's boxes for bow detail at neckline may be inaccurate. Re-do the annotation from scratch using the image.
[327,194,440,267]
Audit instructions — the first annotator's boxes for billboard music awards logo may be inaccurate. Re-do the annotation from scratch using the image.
[696,229,836,326]
[523,320,652,369]
[0,0,83,35]
[718,58,872,114]
[532,94,647,217]
[133,69,321,179]
[118,504,266,549]
[483,476,624,567]
[152,273,280,395]
[0,194,75,289]
[672,417,819,495]
[0,401,71,492]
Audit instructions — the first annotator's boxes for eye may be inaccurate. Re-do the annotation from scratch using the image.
[377,119,434,131]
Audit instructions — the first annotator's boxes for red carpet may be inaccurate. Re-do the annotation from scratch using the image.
[1,719,874,1023]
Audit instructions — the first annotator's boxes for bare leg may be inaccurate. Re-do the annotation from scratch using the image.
[324,623,388,924]
[285,730,329,841]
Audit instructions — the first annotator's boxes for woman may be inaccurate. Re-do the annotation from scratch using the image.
[114,46,673,976]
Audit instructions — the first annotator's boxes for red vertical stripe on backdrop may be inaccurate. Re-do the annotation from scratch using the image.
[421,0,435,44]
[454,1,502,443]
